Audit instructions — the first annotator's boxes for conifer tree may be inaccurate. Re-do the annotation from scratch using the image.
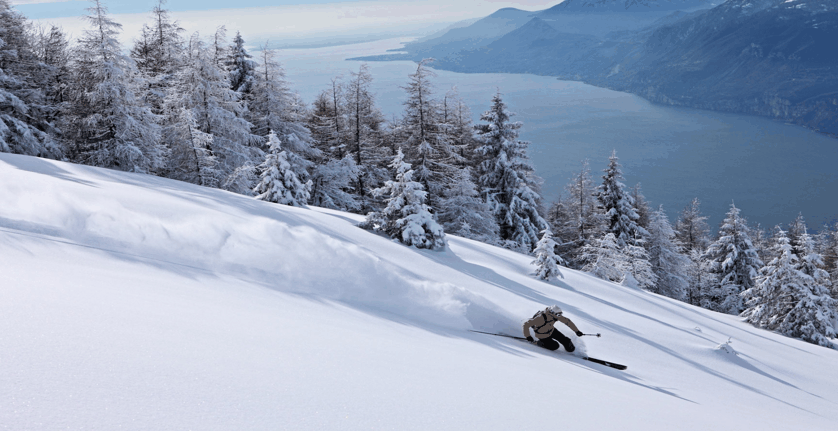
[164,32,258,189]
[675,198,711,252]
[400,59,456,209]
[441,87,477,168]
[630,183,652,232]
[787,213,809,259]
[826,223,838,291]
[226,32,256,95]
[675,198,711,305]
[647,206,688,300]
[130,0,184,116]
[309,86,345,160]
[0,0,62,158]
[566,159,602,243]
[797,230,833,293]
[29,24,70,133]
[743,228,837,348]
[254,131,311,207]
[64,0,163,173]
[309,154,360,211]
[702,203,763,314]
[474,91,547,253]
[362,148,445,250]
[249,45,319,182]
[597,150,646,248]
[532,229,564,280]
[546,196,573,244]
[550,159,603,265]
[750,224,773,272]
[344,64,389,211]
[580,233,628,284]
[171,107,220,187]
[623,240,658,290]
[436,168,499,243]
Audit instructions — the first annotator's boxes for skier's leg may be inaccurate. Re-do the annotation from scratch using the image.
[536,337,560,351]
[551,329,575,352]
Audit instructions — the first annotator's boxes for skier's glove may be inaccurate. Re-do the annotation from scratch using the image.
[575,331,584,337]
[526,336,534,343]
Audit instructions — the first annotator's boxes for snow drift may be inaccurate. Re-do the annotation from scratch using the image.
[2,153,837,430]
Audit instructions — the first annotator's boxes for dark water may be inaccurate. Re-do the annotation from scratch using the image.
[275,38,838,231]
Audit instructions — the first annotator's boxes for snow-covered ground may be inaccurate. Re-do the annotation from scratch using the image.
[2,152,837,430]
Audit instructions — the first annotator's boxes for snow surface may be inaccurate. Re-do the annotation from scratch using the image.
[2,152,837,430]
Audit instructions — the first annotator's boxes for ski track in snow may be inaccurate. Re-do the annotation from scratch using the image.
[2,152,838,430]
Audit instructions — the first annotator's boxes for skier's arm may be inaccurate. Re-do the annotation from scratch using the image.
[557,315,580,333]
[523,318,536,339]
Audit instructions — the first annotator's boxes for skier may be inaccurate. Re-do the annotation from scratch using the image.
[523,305,584,352]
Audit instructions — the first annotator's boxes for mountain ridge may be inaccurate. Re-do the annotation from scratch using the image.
[356,0,838,136]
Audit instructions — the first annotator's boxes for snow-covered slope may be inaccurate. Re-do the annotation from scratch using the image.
[2,153,837,430]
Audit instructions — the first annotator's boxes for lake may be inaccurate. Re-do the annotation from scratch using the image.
[275,38,838,231]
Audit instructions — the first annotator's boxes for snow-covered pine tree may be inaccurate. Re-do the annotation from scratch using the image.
[248,45,319,183]
[580,233,627,284]
[253,131,311,207]
[546,195,574,252]
[623,239,657,290]
[441,87,478,169]
[130,0,184,115]
[675,197,711,252]
[677,198,713,305]
[309,154,360,211]
[742,228,837,348]
[0,1,62,158]
[164,32,259,190]
[647,206,688,300]
[702,202,763,314]
[824,223,838,291]
[630,183,652,232]
[532,229,564,280]
[400,59,456,210]
[309,83,345,160]
[436,167,499,243]
[226,32,256,95]
[797,230,833,293]
[787,213,809,258]
[28,24,70,134]
[211,26,227,70]
[362,148,445,250]
[565,159,602,244]
[474,90,548,253]
[344,63,389,211]
[550,159,604,266]
[597,150,646,248]
[170,107,221,187]
[751,224,773,272]
[64,0,163,173]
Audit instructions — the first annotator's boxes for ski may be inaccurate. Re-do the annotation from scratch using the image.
[581,357,627,370]
[468,330,627,370]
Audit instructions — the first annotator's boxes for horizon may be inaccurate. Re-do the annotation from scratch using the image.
[15,0,565,48]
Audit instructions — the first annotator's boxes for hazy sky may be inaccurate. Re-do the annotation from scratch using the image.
[14,1,563,46]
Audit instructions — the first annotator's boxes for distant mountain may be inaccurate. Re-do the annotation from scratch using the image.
[604,0,838,134]
[355,0,838,136]
[394,8,536,58]
[547,0,715,13]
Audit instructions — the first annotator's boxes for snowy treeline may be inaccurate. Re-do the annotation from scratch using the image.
[2,0,837,347]
[545,152,838,348]
[1,0,542,251]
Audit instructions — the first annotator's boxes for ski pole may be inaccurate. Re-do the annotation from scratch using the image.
[581,333,601,337]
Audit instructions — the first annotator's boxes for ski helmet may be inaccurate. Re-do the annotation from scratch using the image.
[547,305,562,315]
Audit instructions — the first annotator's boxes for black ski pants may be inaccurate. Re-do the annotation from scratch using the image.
[536,329,575,352]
